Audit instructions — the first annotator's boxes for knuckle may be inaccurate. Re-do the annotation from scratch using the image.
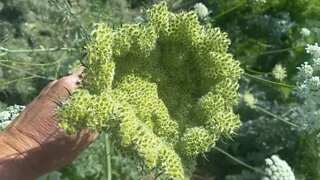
[55,77,72,90]
[58,77,70,86]
[48,80,57,87]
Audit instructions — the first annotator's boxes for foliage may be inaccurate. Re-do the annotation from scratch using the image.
[178,1,320,179]
[201,0,320,81]
[58,2,242,179]
[262,155,295,180]
[0,0,83,104]
[225,155,295,180]
[58,134,141,180]
[0,105,24,130]
[0,0,139,106]
[38,171,62,180]
[293,43,320,133]
[2,0,320,179]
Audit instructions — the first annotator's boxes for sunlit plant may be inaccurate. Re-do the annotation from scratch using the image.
[58,2,242,179]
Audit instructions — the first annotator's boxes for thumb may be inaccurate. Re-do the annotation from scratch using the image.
[40,69,84,103]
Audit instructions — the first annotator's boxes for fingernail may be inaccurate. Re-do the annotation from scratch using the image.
[78,73,83,79]
[76,80,82,85]
[72,68,84,78]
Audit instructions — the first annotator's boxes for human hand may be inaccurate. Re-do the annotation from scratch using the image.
[0,70,97,179]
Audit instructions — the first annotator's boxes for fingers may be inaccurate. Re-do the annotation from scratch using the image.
[15,69,86,132]
[39,69,84,103]
[60,127,98,152]
[69,128,98,148]
[38,80,58,95]
[71,68,84,79]
[54,71,83,97]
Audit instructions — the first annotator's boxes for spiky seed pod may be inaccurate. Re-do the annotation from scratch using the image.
[58,2,243,179]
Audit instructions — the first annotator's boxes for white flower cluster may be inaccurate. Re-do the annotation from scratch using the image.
[253,0,267,4]
[272,64,287,81]
[0,105,25,130]
[293,43,320,132]
[194,3,209,19]
[262,155,295,180]
[306,43,320,57]
[300,28,311,37]
[243,91,257,109]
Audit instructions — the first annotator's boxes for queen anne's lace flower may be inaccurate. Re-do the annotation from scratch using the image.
[272,64,287,81]
[294,43,320,134]
[243,91,257,109]
[262,155,295,180]
[300,28,311,37]
[194,3,209,19]
[297,62,314,78]
[253,0,266,4]
[0,105,25,130]
[306,43,320,58]
[310,76,320,89]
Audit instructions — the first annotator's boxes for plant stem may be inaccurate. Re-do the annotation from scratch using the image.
[0,62,52,80]
[244,72,294,89]
[1,47,75,54]
[105,133,112,180]
[213,146,266,175]
[0,59,58,66]
[245,67,272,75]
[213,0,247,19]
[237,46,304,60]
[255,105,299,128]
[257,46,303,55]
[0,75,37,86]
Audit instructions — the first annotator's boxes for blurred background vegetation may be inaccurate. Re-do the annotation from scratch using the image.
[1,0,320,179]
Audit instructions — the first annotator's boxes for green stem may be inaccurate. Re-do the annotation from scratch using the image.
[257,46,303,55]
[63,0,72,12]
[255,105,299,128]
[244,73,294,89]
[245,67,272,75]
[0,62,52,80]
[0,59,58,66]
[237,46,304,59]
[1,47,75,54]
[54,51,68,79]
[1,75,37,86]
[213,0,247,19]
[248,39,272,48]
[105,133,112,180]
[213,146,266,175]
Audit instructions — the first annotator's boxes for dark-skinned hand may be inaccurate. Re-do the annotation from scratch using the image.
[0,70,97,179]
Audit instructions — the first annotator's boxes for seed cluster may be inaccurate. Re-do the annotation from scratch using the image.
[58,2,242,179]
